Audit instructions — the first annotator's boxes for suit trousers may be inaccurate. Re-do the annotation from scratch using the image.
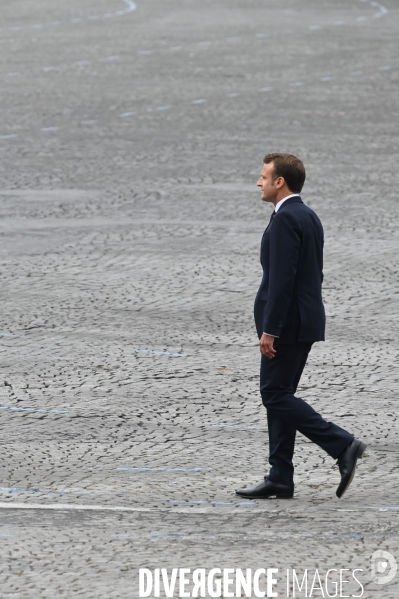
[260,342,354,487]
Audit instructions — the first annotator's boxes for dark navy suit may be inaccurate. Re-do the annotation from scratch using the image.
[255,196,353,486]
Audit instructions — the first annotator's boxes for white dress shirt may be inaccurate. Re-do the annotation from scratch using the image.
[264,194,299,338]
[274,193,299,213]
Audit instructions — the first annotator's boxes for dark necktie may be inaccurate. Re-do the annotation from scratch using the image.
[269,210,276,223]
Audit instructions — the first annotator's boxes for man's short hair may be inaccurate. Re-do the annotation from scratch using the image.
[264,152,306,193]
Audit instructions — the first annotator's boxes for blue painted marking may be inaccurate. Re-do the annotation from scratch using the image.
[169,500,257,507]
[191,99,207,105]
[42,127,58,132]
[112,532,217,539]
[211,424,264,430]
[0,405,68,414]
[132,348,188,357]
[0,332,26,338]
[119,112,135,118]
[0,487,66,496]
[116,467,212,472]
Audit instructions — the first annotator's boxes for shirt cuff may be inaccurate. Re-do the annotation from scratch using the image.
[264,332,279,338]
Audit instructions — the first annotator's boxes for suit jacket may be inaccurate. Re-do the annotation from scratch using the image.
[254,195,326,344]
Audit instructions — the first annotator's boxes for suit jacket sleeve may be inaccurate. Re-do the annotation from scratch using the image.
[262,211,301,337]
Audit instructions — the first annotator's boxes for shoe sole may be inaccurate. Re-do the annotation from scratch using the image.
[336,441,367,498]
[235,492,294,500]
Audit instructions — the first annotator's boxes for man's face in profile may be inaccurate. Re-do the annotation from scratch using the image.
[257,162,277,204]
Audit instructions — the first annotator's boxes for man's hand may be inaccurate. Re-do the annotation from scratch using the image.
[259,333,276,358]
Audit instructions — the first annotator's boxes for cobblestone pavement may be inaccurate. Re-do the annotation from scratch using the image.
[1,0,399,597]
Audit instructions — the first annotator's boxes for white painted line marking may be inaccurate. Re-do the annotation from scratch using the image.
[42,67,56,72]
[226,37,240,42]
[81,120,98,124]
[309,25,320,30]
[256,33,268,38]
[0,503,256,514]
[0,134,18,139]
[379,65,391,70]
[7,72,19,77]
[290,81,303,87]
[191,99,207,104]
[156,106,170,111]
[42,127,58,131]
[116,467,212,472]
[259,87,272,92]
[226,93,240,98]
[320,76,333,81]
[357,16,366,21]
[211,424,265,431]
[0,502,153,513]
[119,112,135,117]
[107,55,120,61]
[350,70,363,75]
[170,46,182,51]
[133,348,188,357]
[74,61,90,66]
[139,50,152,56]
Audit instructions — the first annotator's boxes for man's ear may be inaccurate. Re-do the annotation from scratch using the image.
[275,176,285,189]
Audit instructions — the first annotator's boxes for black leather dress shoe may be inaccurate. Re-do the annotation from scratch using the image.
[336,438,367,498]
[236,478,294,499]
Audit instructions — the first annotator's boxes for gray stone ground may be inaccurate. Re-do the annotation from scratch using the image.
[1,0,399,597]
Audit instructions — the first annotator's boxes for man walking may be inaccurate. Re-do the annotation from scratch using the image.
[236,153,366,500]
